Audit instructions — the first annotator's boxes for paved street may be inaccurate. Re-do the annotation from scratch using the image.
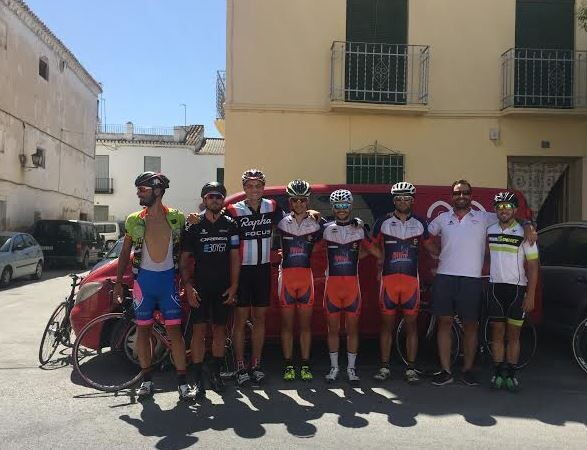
[1,272,586,449]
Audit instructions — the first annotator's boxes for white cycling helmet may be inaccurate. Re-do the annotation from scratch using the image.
[329,189,353,205]
[391,181,416,197]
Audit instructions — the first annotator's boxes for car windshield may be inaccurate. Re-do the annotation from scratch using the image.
[105,239,123,259]
[0,236,11,252]
[36,222,75,239]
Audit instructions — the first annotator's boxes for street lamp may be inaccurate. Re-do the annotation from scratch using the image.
[180,103,187,127]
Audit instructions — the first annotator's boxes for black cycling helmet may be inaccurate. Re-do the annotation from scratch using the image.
[286,179,311,198]
[493,191,519,208]
[201,181,227,198]
[134,171,170,189]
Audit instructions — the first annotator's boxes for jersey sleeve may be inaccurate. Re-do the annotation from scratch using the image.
[180,224,197,254]
[229,219,240,249]
[310,217,327,243]
[523,241,539,261]
[273,201,286,223]
[414,215,430,241]
[124,214,142,241]
[484,211,498,227]
[371,217,386,246]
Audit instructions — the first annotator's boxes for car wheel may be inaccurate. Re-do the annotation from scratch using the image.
[79,252,89,270]
[0,267,12,287]
[32,261,43,280]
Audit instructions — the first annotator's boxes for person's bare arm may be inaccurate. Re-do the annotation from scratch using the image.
[223,249,241,304]
[523,259,539,313]
[113,235,133,303]
[180,251,201,308]
[423,238,439,258]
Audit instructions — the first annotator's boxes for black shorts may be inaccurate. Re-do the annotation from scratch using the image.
[486,282,526,326]
[191,287,231,326]
[236,263,271,308]
[431,274,482,322]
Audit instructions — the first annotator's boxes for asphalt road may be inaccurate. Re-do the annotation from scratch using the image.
[1,271,586,449]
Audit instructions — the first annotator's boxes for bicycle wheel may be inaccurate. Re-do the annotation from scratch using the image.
[572,317,587,375]
[73,313,146,392]
[396,311,460,376]
[482,317,537,369]
[39,302,67,365]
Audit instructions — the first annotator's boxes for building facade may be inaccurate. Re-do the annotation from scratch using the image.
[0,0,102,230]
[94,123,224,221]
[222,0,587,226]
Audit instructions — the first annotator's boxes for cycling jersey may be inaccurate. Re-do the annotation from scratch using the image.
[276,214,324,269]
[181,213,240,287]
[125,206,185,274]
[487,221,538,286]
[372,214,428,277]
[323,221,371,277]
[225,198,284,265]
[323,221,371,315]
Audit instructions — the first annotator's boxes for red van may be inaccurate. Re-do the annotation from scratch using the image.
[69,184,534,345]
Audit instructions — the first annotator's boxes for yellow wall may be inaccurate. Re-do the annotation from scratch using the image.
[224,0,587,218]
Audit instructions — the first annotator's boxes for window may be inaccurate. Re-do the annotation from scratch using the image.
[144,156,161,172]
[538,228,567,266]
[33,147,45,168]
[0,129,5,153]
[217,167,225,184]
[23,235,37,247]
[59,60,66,73]
[0,200,6,230]
[566,228,587,268]
[346,153,404,184]
[39,57,49,81]
[12,234,25,251]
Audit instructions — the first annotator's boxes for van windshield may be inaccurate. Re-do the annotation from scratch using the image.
[36,222,75,240]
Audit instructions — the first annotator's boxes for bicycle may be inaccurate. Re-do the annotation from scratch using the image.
[72,280,237,392]
[39,273,83,365]
[572,316,587,375]
[396,284,537,374]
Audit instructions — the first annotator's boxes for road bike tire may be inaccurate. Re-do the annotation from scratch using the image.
[396,311,460,376]
[482,317,537,369]
[73,312,145,392]
[572,317,587,375]
[39,302,67,365]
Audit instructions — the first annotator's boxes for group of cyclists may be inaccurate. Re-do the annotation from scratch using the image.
[114,168,538,401]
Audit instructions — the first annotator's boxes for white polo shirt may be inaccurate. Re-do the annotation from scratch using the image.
[428,209,497,278]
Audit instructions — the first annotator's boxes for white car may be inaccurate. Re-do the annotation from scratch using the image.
[94,222,123,250]
[0,232,44,287]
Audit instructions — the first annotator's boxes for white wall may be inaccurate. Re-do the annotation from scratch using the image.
[95,142,224,220]
[0,0,100,230]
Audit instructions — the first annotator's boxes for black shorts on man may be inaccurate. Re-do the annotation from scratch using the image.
[431,274,483,321]
[486,282,526,326]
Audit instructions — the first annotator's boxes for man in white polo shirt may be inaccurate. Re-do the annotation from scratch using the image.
[426,180,535,386]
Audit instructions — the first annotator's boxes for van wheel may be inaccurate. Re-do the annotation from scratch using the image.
[0,267,12,287]
[79,252,89,270]
[32,261,43,280]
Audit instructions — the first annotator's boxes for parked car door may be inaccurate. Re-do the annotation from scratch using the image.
[10,235,29,278]
[22,234,42,275]
[539,225,587,335]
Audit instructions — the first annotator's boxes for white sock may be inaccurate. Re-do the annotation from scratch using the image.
[347,352,357,369]
[329,352,339,368]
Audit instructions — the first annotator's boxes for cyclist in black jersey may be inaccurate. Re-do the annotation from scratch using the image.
[180,182,240,397]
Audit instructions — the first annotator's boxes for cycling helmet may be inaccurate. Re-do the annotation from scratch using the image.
[329,189,353,205]
[493,191,519,208]
[201,181,227,198]
[242,168,266,185]
[286,179,311,198]
[391,181,416,197]
[134,171,170,189]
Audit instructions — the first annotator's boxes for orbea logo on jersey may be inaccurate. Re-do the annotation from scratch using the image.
[240,216,272,231]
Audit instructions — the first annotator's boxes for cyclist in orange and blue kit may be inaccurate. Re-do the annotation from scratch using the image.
[323,189,381,384]
[276,179,324,382]
[371,182,428,384]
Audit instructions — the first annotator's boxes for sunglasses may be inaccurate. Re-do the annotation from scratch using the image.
[290,198,308,204]
[495,203,515,210]
[452,190,471,197]
[333,203,351,210]
[205,194,224,200]
[137,186,153,193]
[394,196,414,202]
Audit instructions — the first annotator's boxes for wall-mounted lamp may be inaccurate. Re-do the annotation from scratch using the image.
[19,148,45,169]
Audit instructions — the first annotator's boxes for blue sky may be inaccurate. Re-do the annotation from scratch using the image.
[26,0,226,137]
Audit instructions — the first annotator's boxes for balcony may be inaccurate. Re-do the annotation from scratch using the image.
[330,41,430,113]
[95,178,114,194]
[501,48,587,112]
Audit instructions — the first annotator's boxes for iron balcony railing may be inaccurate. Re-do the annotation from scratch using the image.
[97,123,125,134]
[96,124,174,135]
[95,178,114,194]
[501,48,587,109]
[330,41,430,105]
[216,70,226,119]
